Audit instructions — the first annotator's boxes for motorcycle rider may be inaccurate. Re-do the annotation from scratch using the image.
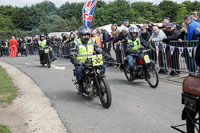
[38,34,56,64]
[71,26,110,94]
[126,27,143,80]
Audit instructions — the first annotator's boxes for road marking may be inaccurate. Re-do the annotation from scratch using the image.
[51,64,66,70]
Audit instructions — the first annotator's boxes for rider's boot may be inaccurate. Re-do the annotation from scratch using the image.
[77,81,83,94]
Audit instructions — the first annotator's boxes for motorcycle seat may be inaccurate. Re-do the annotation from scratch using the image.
[183,75,200,97]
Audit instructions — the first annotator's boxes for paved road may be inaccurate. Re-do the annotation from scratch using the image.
[0,55,184,133]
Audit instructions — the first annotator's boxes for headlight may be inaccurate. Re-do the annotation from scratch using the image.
[97,69,101,74]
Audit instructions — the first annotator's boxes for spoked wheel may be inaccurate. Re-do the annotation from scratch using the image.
[46,54,51,68]
[123,61,133,82]
[146,65,159,88]
[98,77,112,109]
[184,108,198,133]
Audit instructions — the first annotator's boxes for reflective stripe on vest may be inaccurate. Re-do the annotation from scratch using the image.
[128,38,141,51]
[38,40,46,50]
[75,38,94,62]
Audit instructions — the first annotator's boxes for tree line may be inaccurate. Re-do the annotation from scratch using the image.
[0,0,200,39]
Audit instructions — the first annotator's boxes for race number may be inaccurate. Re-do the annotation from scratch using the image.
[92,54,103,66]
[144,55,151,64]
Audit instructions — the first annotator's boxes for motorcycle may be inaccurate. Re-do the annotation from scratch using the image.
[123,48,159,88]
[72,54,112,108]
[39,46,53,68]
[20,43,27,57]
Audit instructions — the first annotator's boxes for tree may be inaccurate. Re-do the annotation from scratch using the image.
[159,0,179,22]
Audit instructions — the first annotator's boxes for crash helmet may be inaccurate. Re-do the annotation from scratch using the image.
[78,26,91,43]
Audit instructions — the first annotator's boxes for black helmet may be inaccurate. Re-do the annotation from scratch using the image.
[128,27,139,40]
[40,34,45,38]
[79,26,91,43]
[39,34,45,41]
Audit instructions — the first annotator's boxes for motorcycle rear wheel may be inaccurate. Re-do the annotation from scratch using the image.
[123,61,134,82]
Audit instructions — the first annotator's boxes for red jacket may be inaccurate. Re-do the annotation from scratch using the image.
[9,38,18,48]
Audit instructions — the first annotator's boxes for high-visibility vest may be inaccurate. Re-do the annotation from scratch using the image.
[38,40,46,50]
[5,42,8,48]
[74,38,94,62]
[128,38,141,51]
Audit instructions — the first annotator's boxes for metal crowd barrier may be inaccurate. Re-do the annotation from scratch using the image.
[148,40,199,76]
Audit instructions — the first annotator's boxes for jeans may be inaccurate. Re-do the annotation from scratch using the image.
[127,55,134,69]
[127,54,141,69]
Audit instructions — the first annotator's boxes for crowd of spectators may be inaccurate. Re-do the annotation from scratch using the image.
[1,12,200,75]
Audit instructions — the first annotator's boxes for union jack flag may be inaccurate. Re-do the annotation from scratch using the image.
[83,0,98,28]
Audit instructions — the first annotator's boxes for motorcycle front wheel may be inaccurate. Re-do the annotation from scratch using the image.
[145,64,159,88]
[98,77,112,109]
[46,54,51,68]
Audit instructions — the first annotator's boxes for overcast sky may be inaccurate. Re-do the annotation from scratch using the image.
[0,0,194,7]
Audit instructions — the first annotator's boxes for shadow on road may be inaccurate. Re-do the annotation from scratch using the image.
[48,90,106,109]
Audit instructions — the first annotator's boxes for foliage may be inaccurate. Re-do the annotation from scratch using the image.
[0,125,11,133]
[0,66,18,106]
[0,0,199,39]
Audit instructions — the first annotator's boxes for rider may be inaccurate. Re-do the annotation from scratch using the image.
[126,27,142,79]
[71,26,110,94]
[38,34,56,64]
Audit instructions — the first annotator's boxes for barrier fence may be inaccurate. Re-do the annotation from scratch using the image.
[149,40,199,76]
[14,40,200,76]
[102,40,199,76]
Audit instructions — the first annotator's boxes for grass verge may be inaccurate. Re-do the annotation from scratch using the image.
[0,66,18,105]
[0,124,11,133]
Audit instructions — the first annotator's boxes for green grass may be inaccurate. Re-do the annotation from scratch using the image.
[0,125,11,133]
[0,66,18,105]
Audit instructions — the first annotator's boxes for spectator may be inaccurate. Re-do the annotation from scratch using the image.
[184,15,200,73]
[121,19,132,29]
[92,29,101,48]
[191,11,200,23]
[162,23,180,75]
[140,26,151,41]
[160,19,170,35]
[149,26,167,72]
[101,28,111,55]
[184,15,200,40]
[9,36,18,58]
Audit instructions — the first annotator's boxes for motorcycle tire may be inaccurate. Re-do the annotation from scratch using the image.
[123,61,134,82]
[98,77,112,109]
[46,54,51,68]
[145,65,159,88]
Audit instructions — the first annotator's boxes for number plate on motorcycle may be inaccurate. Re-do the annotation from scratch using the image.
[92,54,103,66]
[44,49,49,53]
[144,55,150,64]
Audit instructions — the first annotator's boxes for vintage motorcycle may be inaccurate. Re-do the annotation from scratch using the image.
[39,46,53,68]
[123,47,159,88]
[20,43,27,57]
[72,54,112,108]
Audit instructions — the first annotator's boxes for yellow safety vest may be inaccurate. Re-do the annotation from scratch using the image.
[38,40,46,50]
[74,38,94,62]
[128,38,141,51]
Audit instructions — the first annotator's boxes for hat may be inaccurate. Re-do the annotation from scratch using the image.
[122,19,129,23]
[167,23,174,28]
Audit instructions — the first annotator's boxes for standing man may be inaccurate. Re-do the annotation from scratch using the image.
[9,36,18,58]
[184,15,200,73]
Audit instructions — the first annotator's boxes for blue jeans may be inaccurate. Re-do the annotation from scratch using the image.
[127,55,134,69]
[127,54,141,69]
[75,65,106,82]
